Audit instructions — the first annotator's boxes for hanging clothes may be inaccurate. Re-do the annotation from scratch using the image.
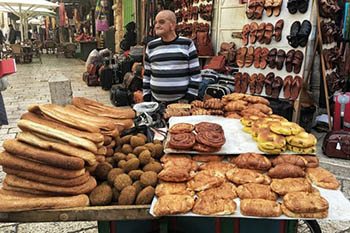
[59,2,66,27]
[95,0,110,32]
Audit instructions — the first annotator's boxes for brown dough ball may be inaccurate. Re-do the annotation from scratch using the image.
[153,144,164,158]
[107,168,124,185]
[118,160,127,169]
[89,184,113,206]
[144,143,156,157]
[132,180,144,195]
[118,185,136,205]
[133,146,148,156]
[128,170,144,181]
[114,174,132,191]
[94,162,113,181]
[113,152,126,162]
[115,136,122,148]
[126,153,137,160]
[135,186,155,205]
[143,161,163,173]
[96,155,106,163]
[123,158,140,173]
[136,133,148,142]
[121,144,133,154]
[120,135,132,145]
[103,136,113,146]
[105,157,116,167]
[130,136,146,148]
[105,148,114,157]
[112,187,120,202]
[139,150,151,165]
[153,139,162,144]
[140,171,158,187]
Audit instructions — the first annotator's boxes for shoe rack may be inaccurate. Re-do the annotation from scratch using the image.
[236,0,315,122]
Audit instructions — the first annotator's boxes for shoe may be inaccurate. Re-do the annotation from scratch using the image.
[287,21,301,48]
[297,20,312,47]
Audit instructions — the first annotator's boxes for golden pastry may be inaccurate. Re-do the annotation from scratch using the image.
[306,167,340,190]
[226,168,265,185]
[286,132,317,148]
[287,144,316,154]
[236,183,277,201]
[192,196,236,215]
[187,170,225,192]
[270,178,312,196]
[153,194,194,216]
[240,199,282,217]
[269,121,304,136]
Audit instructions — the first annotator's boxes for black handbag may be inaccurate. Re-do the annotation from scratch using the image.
[110,85,133,106]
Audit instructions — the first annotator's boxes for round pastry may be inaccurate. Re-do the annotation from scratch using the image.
[196,131,226,148]
[243,126,253,134]
[169,123,194,134]
[258,144,286,154]
[194,122,223,134]
[168,133,196,150]
[287,144,316,154]
[286,132,317,148]
[193,143,220,153]
[269,121,304,136]
[257,129,286,149]
[225,112,241,119]
[241,115,260,127]
[204,98,224,109]
[191,100,205,108]
[269,114,288,121]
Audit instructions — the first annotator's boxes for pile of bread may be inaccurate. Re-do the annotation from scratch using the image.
[241,114,317,154]
[163,93,273,119]
[152,153,339,218]
[0,97,135,212]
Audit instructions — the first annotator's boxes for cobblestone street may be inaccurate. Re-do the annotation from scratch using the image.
[0,55,349,233]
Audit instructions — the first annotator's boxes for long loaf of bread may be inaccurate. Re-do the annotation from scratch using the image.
[0,193,90,212]
[21,112,104,143]
[0,188,48,198]
[3,139,85,170]
[2,182,60,196]
[0,151,86,179]
[3,167,90,187]
[17,132,96,165]
[17,119,98,153]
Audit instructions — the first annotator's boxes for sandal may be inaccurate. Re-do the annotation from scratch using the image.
[254,0,265,19]
[264,0,274,17]
[241,73,250,93]
[271,76,283,98]
[236,47,247,68]
[234,72,242,93]
[254,47,262,69]
[264,23,274,44]
[249,73,258,94]
[292,50,304,74]
[297,20,312,47]
[290,76,303,100]
[260,47,269,69]
[267,48,277,69]
[242,24,251,46]
[245,46,255,67]
[283,75,293,99]
[298,0,309,13]
[285,49,295,73]
[272,0,283,16]
[287,0,298,14]
[249,22,259,44]
[257,22,266,43]
[274,19,284,42]
[256,73,265,94]
[264,72,275,96]
[276,49,286,70]
[287,21,301,48]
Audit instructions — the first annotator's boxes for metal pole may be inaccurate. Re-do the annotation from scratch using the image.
[19,4,24,41]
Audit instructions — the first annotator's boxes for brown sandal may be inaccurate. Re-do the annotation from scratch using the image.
[249,22,259,44]
[276,49,286,70]
[245,46,255,67]
[290,76,303,100]
[254,0,265,19]
[249,73,258,94]
[292,50,304,74]
[285,49,295,73]
[260,47,269,69]
[272,0,283,16]
[283,75,293,99]
[271,76,283,98]
[267,48,277,69]
[264,0,274,16]
[242,24,250,46]
[234,72,242,93]
[241,72,250,93]
[264,23,274,44]
[274,19,284,42]
[257,22,266,43]
[264,72,275,96]
[236,47,247,68]
[256,73,265,94]
[254,47,262,68]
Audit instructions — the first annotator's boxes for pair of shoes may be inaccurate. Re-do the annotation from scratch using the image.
[320,21,342,44]
[246,0,265,19]
[268,49,286,70]
[323,47,341,70]
[326,72,345,94]
[235,72,250,93]
[264,72,283,98]
[253,47,269,69]
[249,73,265,94]
[287,20,311,48]
[285,49,304,74]
[287,0,309,14]
[283,75,303,100]
[319,0,341,19]
[242,20,283,45]
[265,0,283,16]
[242,22,260,45]
[255,22,274,44]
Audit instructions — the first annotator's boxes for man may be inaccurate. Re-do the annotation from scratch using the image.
[143,10,202,104]
[8,24,16,44]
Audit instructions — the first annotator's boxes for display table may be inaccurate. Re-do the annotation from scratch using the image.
[79,41,97,61]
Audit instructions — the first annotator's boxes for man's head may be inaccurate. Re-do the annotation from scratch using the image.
[8,24,13,29]
[154,10,177,40]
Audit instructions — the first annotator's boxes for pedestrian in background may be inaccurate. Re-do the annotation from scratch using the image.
[8,24,16,44]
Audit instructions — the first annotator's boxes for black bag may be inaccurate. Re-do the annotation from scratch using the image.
[268,99,293,121]
[99,66,114,90]
[218,75,235,91]
[118,58,134,83]
[201,69,219,83]
[110,85,133,106]
[205,84,233,99]
[83,72,99,86]
[129,45,144,62]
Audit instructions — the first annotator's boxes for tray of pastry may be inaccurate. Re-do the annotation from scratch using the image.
[148,154,350,220]
[164,115,316,155]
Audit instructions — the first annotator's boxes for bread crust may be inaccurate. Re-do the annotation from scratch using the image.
[306,167,340,190]
[236,183,277,201]
[240,199,282,217]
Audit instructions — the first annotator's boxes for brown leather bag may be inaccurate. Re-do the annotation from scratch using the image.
[206,56,226,72]
[322,130,350,159]
[219,42,236,64]
[195,31,214,56]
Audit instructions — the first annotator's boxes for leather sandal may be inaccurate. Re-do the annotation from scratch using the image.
[264,0,274,17]
[264,72,275,96]
[287,0,298,14]
[287,21,301,48]
[290,76,303,100]
[292,50,304,74]
[241,72,250,93]
[254,47,262,69]
[272,0,283,16]
[254,0,265,19]
[257,22,266,43]
[298,0,309,13]
[260,47,269,69]
[249,73,258,94]
[249,22,259,44]
[267,48,277,69]
[297,20,312,47]
[242,24,250,46]
[234,72,242,93]
[245,46,255,67]
[271,76,283,98]
[274,19,284,42]
[283,75,293,99]
[256,73,265,94]
[236,47,247,68]
[264,23,274,44]
[276,49,286,70]
[285,49,295,73]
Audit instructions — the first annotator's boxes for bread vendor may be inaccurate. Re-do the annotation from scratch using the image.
[142,10,202,104]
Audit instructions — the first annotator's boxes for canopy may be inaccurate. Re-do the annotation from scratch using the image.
[0,0,58,41]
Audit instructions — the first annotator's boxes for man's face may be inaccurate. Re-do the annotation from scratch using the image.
[154,12,175,37]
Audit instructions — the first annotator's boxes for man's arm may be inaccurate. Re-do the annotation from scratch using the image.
[142,46,151,101]
[186,41,202,102]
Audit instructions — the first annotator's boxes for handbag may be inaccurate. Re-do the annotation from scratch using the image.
[206,56,226,72]
[322,130,350,159]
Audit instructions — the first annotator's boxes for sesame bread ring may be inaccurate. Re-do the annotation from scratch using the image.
[168,133,196,150]
[169,123,194,134]
[257,129,286,149]
[269,121,304,136]
[286,132,317,148]
[194,122,223,134]
[258,144,286,154]
[196,131,226,148]
[241,115,260,127]
[287,144,316,154]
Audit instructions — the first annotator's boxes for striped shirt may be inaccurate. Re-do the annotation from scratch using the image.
[143,36,202,102]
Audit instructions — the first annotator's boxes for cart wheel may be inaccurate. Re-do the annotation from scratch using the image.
[297,220,322,233]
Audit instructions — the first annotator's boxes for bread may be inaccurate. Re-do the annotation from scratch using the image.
[306,167,340,190]
[236,183,277,201]
[226,168,265,185]
[158,167,193,182]
[234,153,271,171]
[222,93,245,102]
[281,204,328,218]
[286,144,316,154]
[199,161,236,176]
[269,121,304,136]
[224,100,248,112]
[268,163,305,178]
[0,194,89,212]
[192,155,223,162]
[249,104,273,114]
[283,191,329,213]
[187,170,225,192]
[2,182,60,196]
[192,196,236,215]
[197,182,237,200]
[0,151,86,179]
[270,178,312,196]
[204,98,224,109]
[155,182,194,197]
[16,132,96,165]
[240,115,260,127]
[3,139,85,170]
[303,155,319,168]
[243,95,270,105]
[286,132,317,148]
[153,194,194,216]
[271,154,308,168]
[240,199,282,217]
[169,123,194,134]
[256,129,286,150]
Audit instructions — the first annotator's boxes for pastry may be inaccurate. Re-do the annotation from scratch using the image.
[225,112,241,119]
[191,108,210,115]
[192,196,236,215]
[204,98,224,109]
[155,182,194,197]
[236,183,277,201]
[306,167,340,190]
[196,131,226,148]
[303,155,319,168]
[234,153,271,171]
[224,100,248,112]
[270,178,312,195]
[194,122,224,134]
[153,194,194,216]
[258,144,286,154]
[240,199,282,217]
[240,108,267,118]
[269,121,304,136]
[193,143,221,153]
[191,100,205,108]
[168,133,196,150]
[222,93,245,102]
[243,95,270,105]
[287,144,316,154]
[197,182,237,199]
[249,103,273,115]
[187,170,225,192]
[226,168,265,185]
[192,155,223,162]
[271,154,308,167]
[283,191,329,213]
[199,161,236,176]
[286,132,317,148]
[281,204,328,218]
[240,115,260,127]
[268,163,305,178]
[257,128,286,149]
[158,167,193,182]
[169,123,194,134]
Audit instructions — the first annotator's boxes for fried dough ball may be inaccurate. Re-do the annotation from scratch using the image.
[140,171,158,187]
[118,185,136,205]
[114,174,132,191]
[135,186,155,204]
[89,184,113,206]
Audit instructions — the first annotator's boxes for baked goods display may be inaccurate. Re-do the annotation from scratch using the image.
[167,122,226,152]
